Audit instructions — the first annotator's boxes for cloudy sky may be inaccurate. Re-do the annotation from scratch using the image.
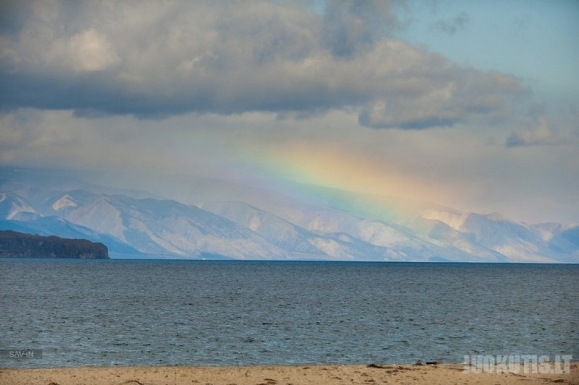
[1,0,578,223]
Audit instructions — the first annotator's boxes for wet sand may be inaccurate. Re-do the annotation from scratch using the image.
[2,363,578,385]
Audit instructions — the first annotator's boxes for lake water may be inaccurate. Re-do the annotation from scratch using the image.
[1,259,577,368]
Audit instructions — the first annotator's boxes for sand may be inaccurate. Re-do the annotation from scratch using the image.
[2,363,578,385]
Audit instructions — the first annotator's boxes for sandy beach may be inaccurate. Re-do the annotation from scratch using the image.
[2,363,578,385]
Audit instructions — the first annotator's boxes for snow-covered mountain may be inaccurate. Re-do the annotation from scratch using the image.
[1,169,577,262]
[0,192,40,221]
[418,209,579,263]
[201,200,509,262]
[2,189,289,259]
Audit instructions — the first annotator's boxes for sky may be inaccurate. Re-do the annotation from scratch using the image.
[0,0,578,224]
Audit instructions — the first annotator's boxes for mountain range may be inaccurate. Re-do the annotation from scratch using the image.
[0,168,577,263]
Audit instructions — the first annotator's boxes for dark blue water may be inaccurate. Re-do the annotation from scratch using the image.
[1,260,577,368]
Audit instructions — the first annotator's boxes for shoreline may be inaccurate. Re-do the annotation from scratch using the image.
[2,362,578,385]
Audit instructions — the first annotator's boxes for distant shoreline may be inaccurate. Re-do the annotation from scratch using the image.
[0,230,109,259]
[2,257,578,264]
[1,363,577,385]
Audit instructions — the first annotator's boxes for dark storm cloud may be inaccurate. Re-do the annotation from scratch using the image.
[0,0,528,129]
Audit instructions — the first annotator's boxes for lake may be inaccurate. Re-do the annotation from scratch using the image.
[1,259,577,368]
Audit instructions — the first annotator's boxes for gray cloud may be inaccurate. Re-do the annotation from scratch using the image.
[321,0,398,57]
[431,11,470,35]
[0,1,527,129]
[506,118,558,147]
[358,65,526,129]
[506,106,579,148]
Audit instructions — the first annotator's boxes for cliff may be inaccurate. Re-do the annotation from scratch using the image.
[0,230,109,259]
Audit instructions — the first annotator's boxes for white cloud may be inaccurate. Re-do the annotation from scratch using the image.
[68,29,119,72]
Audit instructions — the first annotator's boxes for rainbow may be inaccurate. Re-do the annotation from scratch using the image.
[239,141,431,221]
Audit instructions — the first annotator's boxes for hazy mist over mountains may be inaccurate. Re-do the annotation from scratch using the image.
[1,168,577,263]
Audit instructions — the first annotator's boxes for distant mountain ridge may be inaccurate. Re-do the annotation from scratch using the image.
[0,169,577,263]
